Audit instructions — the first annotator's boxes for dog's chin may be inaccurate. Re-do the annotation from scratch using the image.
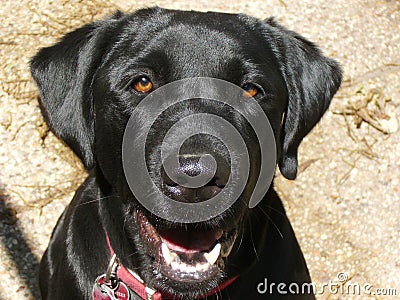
[133,210,238,296]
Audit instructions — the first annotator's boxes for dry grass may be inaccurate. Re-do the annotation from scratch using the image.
[334,86,396,135]
[0,0,124,208]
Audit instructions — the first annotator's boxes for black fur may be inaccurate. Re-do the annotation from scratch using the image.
[31,7,341,300]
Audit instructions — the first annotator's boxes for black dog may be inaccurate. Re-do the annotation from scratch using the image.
[31,7,341,300]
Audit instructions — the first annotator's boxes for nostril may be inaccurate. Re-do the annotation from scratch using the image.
[206,177,226,189]
[160,154,229,202]
[161,167,177,187]
[165,180,177,187]
[216,177,227,188]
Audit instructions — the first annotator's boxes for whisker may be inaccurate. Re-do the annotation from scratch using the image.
[226,290,231,300]
[257,205,284,239]
[232,219,245,256]
[122,213,130,236]
[77,195,118,206]
[216,290,222,300]
[126,250,140,258]
[248,217,259,260]
[262,204,288,218]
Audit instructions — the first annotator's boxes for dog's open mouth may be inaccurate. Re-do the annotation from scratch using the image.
[134,210,237,283]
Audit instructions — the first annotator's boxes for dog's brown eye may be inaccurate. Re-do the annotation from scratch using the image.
[242,83,259,98]
[132,76,153,93]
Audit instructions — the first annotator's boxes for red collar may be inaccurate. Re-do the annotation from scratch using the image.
[104,232,238,299]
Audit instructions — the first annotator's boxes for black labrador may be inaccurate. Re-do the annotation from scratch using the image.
[31,7,341,300]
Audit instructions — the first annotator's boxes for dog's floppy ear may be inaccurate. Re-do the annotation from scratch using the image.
[264,18,342,180]
[30,12,125,169]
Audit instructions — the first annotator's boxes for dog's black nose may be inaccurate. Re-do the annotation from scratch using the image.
[161,155,229,203]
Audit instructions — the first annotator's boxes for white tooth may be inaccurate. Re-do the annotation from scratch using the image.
[204,243,221,265]
[195,263,203,272]
[179,262,187,272]
[161,243,176,265]
[196,263,207,272]
[171,261,180,270]
[202,263,210,271]
[186,265,196,273]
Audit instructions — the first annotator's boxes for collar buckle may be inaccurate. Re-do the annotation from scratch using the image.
[105,253,118,282]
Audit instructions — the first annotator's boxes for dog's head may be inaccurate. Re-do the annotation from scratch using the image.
[31,7,341,298]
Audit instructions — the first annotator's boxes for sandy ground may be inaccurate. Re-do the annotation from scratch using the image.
[0,0,399,299]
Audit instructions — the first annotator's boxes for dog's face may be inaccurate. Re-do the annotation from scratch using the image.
[31,7,341,298]
[92,11,288,293]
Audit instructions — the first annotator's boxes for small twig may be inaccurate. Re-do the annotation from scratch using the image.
[298,158,320,174]
[11,120,30,141]
[7,188,36,208]
[343,114,357,143]
[278,0,287,8]
[0,41,17,46]
[358,111,390,134]
[337,155,361,185]
[341,62,400,88]
[2,79,31,84]
[1,112,12,130]
[13,184,65,194]
[34,9,68,28]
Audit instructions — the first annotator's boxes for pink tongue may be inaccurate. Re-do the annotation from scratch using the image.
[160,228,223,253]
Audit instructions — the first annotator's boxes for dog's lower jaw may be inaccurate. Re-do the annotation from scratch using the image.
[95,177,239,297]
[130,209,240,295]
